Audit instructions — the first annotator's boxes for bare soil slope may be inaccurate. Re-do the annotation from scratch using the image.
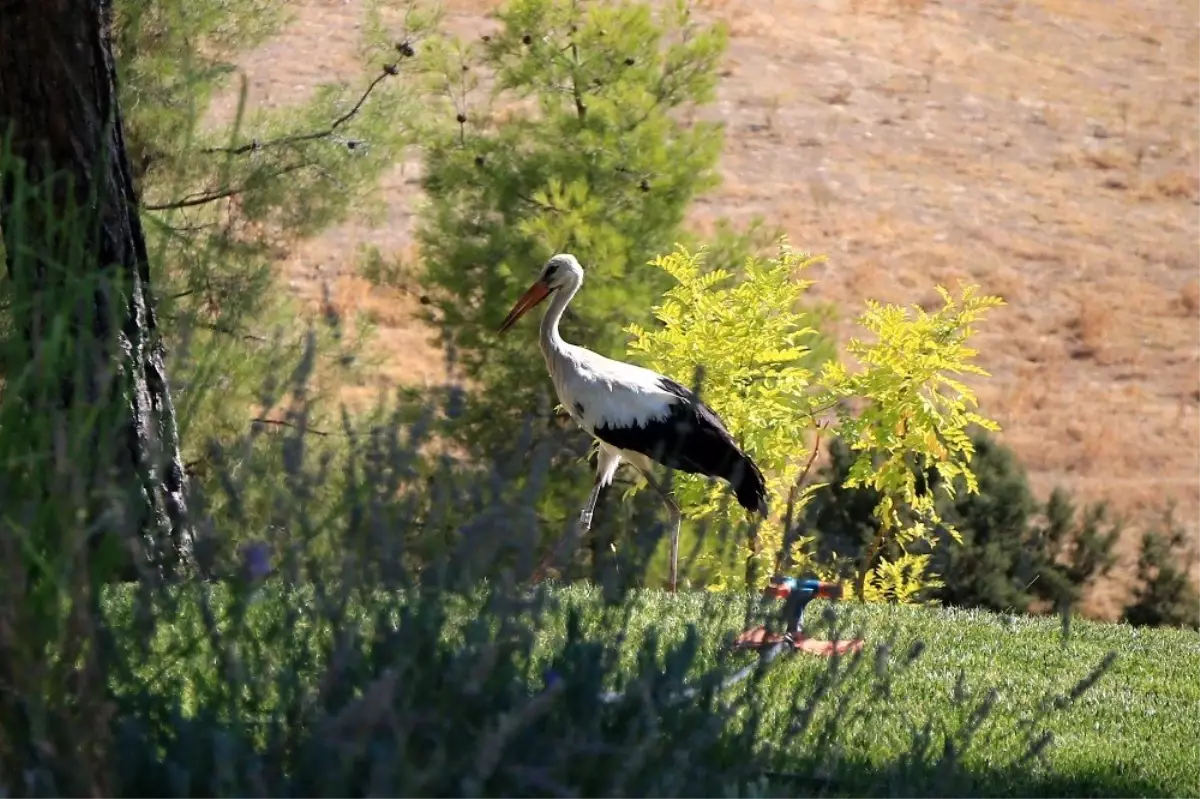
[210,0,1200,617]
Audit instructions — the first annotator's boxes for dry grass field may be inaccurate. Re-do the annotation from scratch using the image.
[205,0,1199,618]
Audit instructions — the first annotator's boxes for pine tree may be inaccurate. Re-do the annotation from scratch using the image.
[410,0,731,545]
[1025,488,1120,611]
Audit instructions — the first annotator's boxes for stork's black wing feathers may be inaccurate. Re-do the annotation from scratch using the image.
[593,376,768,515]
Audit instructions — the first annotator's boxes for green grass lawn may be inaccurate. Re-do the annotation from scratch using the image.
[520,586,1198,797]
[108,582,1200,797]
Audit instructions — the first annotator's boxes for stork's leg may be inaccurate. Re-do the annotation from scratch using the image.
[531,446,621,586]
[530,476,601,584]
[634,466,683,593]
[579,479,603,532]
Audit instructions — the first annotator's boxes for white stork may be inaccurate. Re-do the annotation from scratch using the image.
[497,253,768,591]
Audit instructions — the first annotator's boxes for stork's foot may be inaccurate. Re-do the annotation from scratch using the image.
[578,510,593,532]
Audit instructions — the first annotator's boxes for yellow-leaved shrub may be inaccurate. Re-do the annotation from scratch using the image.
[626,240,1005,602]
[626,240,831,591]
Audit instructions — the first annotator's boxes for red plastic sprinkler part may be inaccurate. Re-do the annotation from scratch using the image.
[733,576,864,656]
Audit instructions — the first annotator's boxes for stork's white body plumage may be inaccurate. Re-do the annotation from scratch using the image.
[545,341,676,486]
[498,254,768,590]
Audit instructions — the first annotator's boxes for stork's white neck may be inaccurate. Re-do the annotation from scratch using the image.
[539,274,581,359]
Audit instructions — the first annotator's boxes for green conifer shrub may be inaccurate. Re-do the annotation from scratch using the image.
[1123,507,1200,630]
[806,430,1125,615]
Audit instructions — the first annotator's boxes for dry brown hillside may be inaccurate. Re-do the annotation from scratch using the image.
[208,0,1200,618]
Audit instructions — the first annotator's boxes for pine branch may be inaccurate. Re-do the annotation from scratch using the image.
[141,161,310,211]
[201,67,397,157]
[142,184,244,211]
[160,312,270,343]
[251,417,331,437]
[141,65,401,211]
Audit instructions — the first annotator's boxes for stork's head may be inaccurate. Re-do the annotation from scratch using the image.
[540,253,583,289]
[497,254,583,334]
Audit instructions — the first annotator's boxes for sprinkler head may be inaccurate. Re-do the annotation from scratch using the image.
[734,574,862,656]
[764,576,842,601]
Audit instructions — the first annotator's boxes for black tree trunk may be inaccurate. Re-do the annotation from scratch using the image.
[0,0,191,579]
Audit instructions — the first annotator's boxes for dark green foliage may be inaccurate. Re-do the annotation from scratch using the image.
[933,451,1120,615]
[932,434,1040,611]
[1123,508,1200,630]
[1024,488,1121,611]
[806,434,886,568]
[806,432,1124,616]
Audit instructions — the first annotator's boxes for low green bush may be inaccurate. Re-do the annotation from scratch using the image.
[806,431,1126,616]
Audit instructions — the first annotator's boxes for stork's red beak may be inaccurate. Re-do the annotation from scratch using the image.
[498,280,552,334]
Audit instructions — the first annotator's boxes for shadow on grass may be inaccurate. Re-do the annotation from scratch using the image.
[762,758,1176,799]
